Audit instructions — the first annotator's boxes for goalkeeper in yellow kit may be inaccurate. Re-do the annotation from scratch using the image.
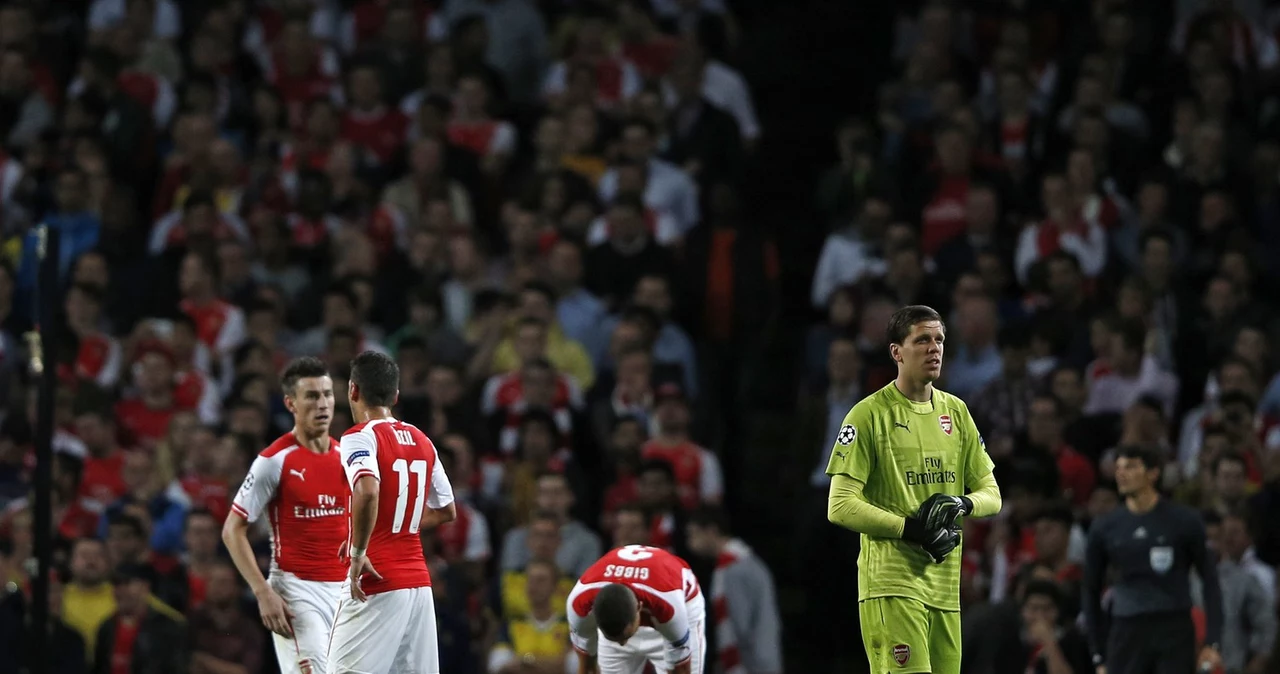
[826,305,1002,674]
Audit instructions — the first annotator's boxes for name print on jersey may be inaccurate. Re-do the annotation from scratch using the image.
[905,456,958,486]
[603,564,651,580]
[294,493,346,519]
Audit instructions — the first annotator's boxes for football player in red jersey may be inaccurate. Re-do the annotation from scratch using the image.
[222,357,349,674]
[567,545,706,674]
[330,350,456,674]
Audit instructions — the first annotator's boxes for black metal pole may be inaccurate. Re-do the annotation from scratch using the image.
[29,225,60,674]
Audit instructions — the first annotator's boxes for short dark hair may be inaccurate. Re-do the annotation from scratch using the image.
[107,513,146,539]
[1022,579,1063,612]
[638,458,675,483]
[688,506,730,534]
[1034,502,1074,529]
[185,508,216,527]
[520,280,557,304]
[281,357,329,396]
[113,562,157,587]
[886,305,944,346]
[1115,445,1161,471]
[350,351,400,407]
[594,583,639,639]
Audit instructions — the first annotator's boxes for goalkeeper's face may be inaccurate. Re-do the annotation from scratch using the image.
[893,320,946,383]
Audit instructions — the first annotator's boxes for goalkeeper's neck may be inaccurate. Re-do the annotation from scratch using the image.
[893,376,935,404]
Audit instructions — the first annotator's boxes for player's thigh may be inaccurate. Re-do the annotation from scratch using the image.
[601,626,661,674]
[391,587,441,674]
[328,592,407,674]
[926,608,962,674]
[859,597,932,674]
[648,618,706,674]
[271,576,343,673]
[272,604,334,674]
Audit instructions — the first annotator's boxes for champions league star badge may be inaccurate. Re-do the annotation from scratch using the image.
[837,424,857,445]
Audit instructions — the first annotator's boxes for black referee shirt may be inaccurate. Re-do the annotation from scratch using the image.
[1082,498,1223,659]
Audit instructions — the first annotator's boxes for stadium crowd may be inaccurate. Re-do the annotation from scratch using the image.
[0,0,1277,673]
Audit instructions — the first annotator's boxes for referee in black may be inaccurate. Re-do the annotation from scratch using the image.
[1083,446,1223,674]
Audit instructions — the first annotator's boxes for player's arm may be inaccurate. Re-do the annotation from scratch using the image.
[646,588,695,674]
[419,446,458,530]
[826,405,909,538]
[222,455,293,636]
[567,591,599,674]
[959,405,1002,518]
[341,435,380,555]
[339,431,383,600]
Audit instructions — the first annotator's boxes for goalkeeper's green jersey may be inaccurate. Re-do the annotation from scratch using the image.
[826,382,996,612]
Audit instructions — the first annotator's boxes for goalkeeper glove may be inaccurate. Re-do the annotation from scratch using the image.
[901,514,962,563]
[915,493,973,531]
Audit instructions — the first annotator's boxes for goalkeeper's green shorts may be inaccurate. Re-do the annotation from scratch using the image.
[859,596,961,674]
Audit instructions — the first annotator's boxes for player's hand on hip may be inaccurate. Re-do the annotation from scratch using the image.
[255,586,294,637]
[349,553,382,602]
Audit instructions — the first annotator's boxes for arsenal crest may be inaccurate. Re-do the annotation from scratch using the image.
[938,414,953,435]
[893,644,911,666]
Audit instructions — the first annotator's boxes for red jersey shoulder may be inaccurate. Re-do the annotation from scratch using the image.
[260,433,299,458]
[343,421,375,437]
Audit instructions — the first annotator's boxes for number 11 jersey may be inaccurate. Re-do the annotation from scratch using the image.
[339,418,454,595]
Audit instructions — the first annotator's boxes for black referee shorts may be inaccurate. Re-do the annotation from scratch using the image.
[1106,611,1196,674]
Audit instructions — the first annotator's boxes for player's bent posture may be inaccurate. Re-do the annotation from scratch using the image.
[329,351,456,674]
[223,357,349,674]
[567,545,705,674]
[826,305,1002,674]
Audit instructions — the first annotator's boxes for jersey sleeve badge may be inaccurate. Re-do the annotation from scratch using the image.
[837,424,857,445]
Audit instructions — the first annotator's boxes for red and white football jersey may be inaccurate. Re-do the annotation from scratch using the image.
[339,418,454,595]
[180,298,247,357]
[567,545,700,663]
[231,433,351,582]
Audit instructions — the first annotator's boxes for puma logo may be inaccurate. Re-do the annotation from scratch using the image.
[290,469,307,481]
[835,451,847,459]
[894,422,910,432]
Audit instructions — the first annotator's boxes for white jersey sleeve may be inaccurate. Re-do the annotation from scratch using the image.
[636,585,694,668]
[339,428,380,486]
[231,454,283,523]
[566,582,600,657]
[426,450,455,508]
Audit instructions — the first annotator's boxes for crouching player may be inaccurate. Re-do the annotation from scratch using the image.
[567,545,705,674]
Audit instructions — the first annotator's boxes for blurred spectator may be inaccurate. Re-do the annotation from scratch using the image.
[486,558,572,674]
[1203,512,1276,674]
[1084,317,1178,418]
[501,470,600,580]
[92,563,187,674]
[686,506,782,674]
[641,382,722,510]
[943,295,1002,398]
[187,561,263,674]
[62,538,114,660]
[496,510,575,621]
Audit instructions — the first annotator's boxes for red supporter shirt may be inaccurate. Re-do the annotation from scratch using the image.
[920,175,971,256]
[113,399,176,449]
[80,452,128,506]
[641,440,722,510]
[1053,444,1096,507]
[111,617,139,674]
[181,475,230,522]
[567,546,701,660]
[231,433,351,582]
[341,107,409,165]
[339,419,455,594]
[179,298,245,355]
